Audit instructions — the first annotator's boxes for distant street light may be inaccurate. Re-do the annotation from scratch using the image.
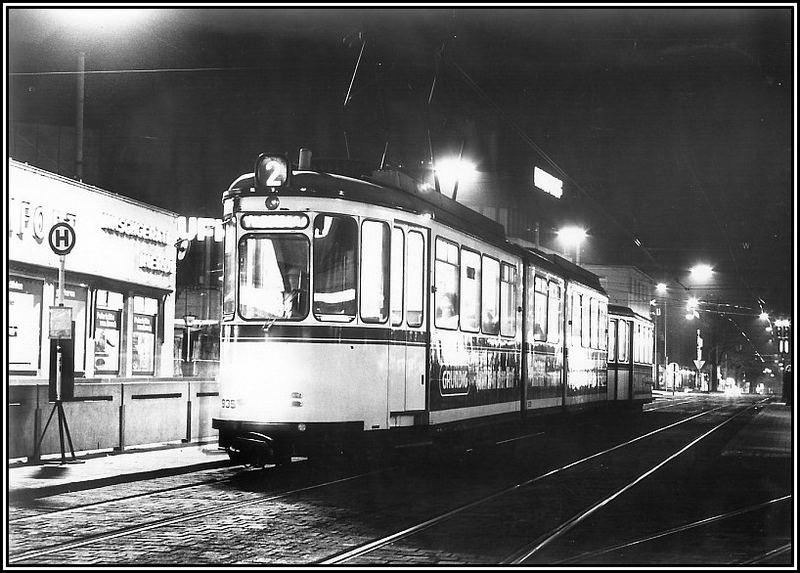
[557,226,587,265]
[656,283,668,295]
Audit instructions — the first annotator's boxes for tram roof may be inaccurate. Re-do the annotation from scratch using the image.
[225,164,605,294]
[225,167,507,244]
[608,304,652,322]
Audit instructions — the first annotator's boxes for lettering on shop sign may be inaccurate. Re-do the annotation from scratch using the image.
[9,197,77,243]
[101,214,169,246]
[138,252,172,275]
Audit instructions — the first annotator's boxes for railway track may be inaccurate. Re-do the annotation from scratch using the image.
[9,397,787,566]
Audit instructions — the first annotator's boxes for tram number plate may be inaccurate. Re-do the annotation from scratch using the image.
[221,399,237,409]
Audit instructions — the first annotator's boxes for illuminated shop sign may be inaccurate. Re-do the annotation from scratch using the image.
[9,197,77,241]
[533,167,563,199]
[102,214,170,245]
[177,216,224,242]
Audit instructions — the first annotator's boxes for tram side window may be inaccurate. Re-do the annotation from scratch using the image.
[360,220,390,323]
[533,276,547,341]
[500,263,517,336]
[460,248,481,332]
[406,231,425,327]
[571,292,582,347]
[390,227,404,326]
[239,234,310,320]
[481,256,500,335]
[618,320,630,362]
[599,301,608,350]
[590,298,599,349]
[547,281,562,344]
[608,319,617,361]
[222,217,236,316]
[435,237,460,329]
[581,295,591,348]
[313,215,357,320]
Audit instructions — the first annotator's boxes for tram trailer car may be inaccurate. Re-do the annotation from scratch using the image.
[212,151,654,465]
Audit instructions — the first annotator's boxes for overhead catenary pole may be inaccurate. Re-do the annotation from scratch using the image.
[76,51,85,181]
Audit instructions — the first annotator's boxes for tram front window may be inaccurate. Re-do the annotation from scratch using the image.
[238,234,309,320]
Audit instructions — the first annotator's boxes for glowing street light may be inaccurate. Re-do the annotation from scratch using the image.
[759,312,770,322]
[557,226,587,264]
[656,283,668,295]
[690,263,714,282]
[434,158,477,199]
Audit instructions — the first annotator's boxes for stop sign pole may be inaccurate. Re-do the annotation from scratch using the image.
[33,222,83,465]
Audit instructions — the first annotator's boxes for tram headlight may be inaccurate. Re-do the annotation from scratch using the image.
[265,195,280,210]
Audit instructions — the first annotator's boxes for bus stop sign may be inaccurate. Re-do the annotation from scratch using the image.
[48,222,76,256]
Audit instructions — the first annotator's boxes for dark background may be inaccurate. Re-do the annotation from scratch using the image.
[7,7,794,324]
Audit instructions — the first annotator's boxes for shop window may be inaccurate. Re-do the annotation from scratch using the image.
[94,289,123,374]
[9,277,43,373]
[360,220,390,323]
[460,248,481,333]
[132,296,158,374]
[434,237,459,330]
[54,285,88,374]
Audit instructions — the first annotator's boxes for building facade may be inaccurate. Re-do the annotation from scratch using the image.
[8,160,178,380]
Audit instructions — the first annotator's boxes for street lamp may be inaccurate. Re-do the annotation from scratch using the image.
[557,226,587,265]
[434,157,477,200]
[690,263,714,283]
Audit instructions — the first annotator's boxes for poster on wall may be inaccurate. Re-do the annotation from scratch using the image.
[94,308,121,373]
[132,314,155,374]
[9,277,43,373]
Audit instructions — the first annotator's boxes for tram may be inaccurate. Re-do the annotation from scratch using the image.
[212,150,653,465]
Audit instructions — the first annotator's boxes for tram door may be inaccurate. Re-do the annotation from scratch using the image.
[388,225,428,415]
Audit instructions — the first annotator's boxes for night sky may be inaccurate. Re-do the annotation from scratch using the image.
[7,7,795,326]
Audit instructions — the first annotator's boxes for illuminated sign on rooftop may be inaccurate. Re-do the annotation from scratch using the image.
[533,167,563,199]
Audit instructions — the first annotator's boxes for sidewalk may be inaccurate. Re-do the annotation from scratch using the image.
[7,442,231,502]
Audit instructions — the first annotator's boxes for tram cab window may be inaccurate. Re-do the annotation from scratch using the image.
[460,248,481,333]
[406,231,425,327]
[500,263,517,337]
[590,298,599,349]
[360,220,390,323]
[238,234,309,320]
[434,237,460,330]
[222,218,236,316]
[481,256,500,335]
[313,215,357,321]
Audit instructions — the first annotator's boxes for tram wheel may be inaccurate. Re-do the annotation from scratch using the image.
[226,447,249,466]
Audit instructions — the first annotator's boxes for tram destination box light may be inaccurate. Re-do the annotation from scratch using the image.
[254,152,291,210]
